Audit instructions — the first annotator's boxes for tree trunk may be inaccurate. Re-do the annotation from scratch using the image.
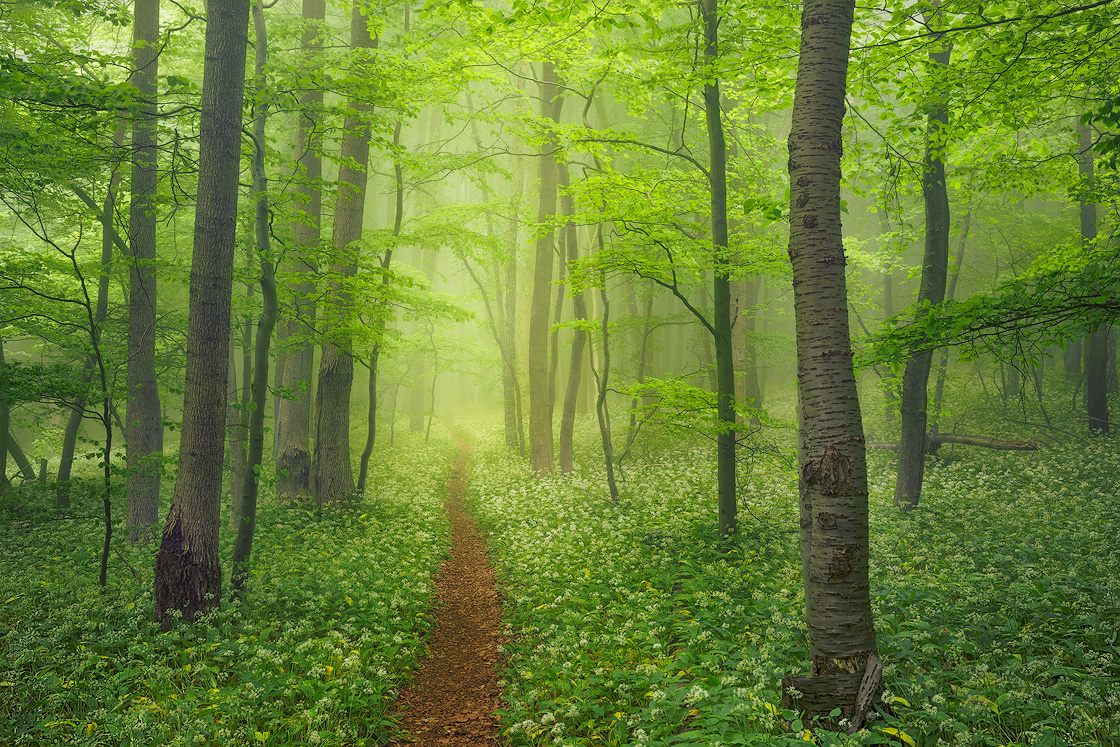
[126,0,163,541]
[312,1,375,504]
[895,5,952,510]
[528,61,563,474]
[1079,120,1108,436]
[558,162,586,474]
[153,0,250,628]
[783,0,880,728]
[274,0,324,502]
[60,126,126,508]
[504,156,526,456]
[930,211,969,437]
[700,0,737,536]
[357,117,404,496]
[231,0,278,598]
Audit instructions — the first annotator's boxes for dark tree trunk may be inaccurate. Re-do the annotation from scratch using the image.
[700,0,737,536]
[930,212,969,437]
[231,0,277,598]
[895,5,951,510]
[126,0,163,541]
[558,162,586,474]
[312,2,375,504]
[1079,120,1108,436]
[783,0,880,728]
[276,0,325,501]
[528,61,563,474]
[153,0,250,628]
[60,126,125,508]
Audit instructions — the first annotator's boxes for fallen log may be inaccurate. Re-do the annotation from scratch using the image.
[869,433,1040,451]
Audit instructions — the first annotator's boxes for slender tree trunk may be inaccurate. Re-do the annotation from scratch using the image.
[357,117,404,495]
[783,0,880,727]
[313,2,375,504]
[930,211,969,438]
[699,0,737,536]
[229,282,252,522]
[275,0,324,501]
[558,162,586,473]
[1079,120,1108,436]
[528,61,563,474]
[60,126,126,508]
[231,0,277,599]
[504,156,526,455]
[126,0,163,541]
[895,5,952,510]
[153,0,250,628]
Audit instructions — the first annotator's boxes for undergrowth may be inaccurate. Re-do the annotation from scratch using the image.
[0,433,454,746]
[463,403,1120,747]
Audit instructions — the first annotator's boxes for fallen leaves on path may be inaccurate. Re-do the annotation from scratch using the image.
[389,441,505,747]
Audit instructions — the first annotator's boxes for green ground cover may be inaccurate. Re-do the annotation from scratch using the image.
[0,434,454,746]
[464,405,1120,747]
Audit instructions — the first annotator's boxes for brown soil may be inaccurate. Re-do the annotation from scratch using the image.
[389,440,505,746]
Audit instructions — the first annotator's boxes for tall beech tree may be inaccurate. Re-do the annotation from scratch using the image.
[125,0,162,541]
[275,0,325,501]
[783,0,880,727]
[153,0,250,627]
[313,1,376,504]
[894,3,952,510]
[528,60,563,474]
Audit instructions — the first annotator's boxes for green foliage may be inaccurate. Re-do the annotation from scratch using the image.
[0,436,453,746]
[464,395,1120,747]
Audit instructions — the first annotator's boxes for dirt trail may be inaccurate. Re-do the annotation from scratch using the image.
[389,439,505,746]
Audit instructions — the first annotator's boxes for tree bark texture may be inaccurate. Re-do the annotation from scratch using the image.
[785,0,879,726]
[126,0,163,539]
[700,0,737,536]
[895,8,951,510]
[313,1,375,504]
[558,162,586,474]
[153,0,249,628]
[528,61,563,474]
[1079,120,1108,436]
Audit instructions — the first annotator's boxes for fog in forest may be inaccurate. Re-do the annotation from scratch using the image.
[1,0,1118,744]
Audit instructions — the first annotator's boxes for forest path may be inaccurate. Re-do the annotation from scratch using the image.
[389,435,505,746]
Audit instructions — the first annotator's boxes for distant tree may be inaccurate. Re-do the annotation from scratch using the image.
[125,0,163,541]
[275,0,325,502]
[528,61,563,474]
[783,0,881,728]
[153,0,250,627]
[895,1,952,510]
[312,0,377,505]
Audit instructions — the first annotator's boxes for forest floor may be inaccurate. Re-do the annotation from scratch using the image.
[389,437,505,746]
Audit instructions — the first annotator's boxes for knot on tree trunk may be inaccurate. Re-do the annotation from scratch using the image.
[802,446,853,495]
